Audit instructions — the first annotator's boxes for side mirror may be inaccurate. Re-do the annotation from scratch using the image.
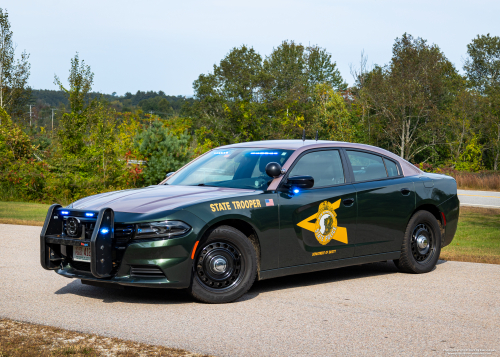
[286,175,314,189]
[166,172,175,178]
[265,162,282,178]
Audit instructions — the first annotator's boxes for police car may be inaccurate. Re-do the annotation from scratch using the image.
[40,140,459,303]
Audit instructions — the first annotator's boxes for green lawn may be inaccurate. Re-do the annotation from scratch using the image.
[0,201,50,226]
[440,206,500,264]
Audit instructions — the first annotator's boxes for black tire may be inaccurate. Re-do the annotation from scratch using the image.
[188,225,257,304]
[394,210,441,274]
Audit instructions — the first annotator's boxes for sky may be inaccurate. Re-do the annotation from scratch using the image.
[3,0,500,97]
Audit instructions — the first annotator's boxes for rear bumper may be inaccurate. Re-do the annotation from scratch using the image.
[439,195,460,247]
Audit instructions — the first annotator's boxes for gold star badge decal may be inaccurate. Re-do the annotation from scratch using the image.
[297,199,348,245]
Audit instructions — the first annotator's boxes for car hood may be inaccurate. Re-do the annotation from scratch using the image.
[71,185,259,214]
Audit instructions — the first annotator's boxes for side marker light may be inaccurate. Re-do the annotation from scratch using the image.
[191,241,199,259]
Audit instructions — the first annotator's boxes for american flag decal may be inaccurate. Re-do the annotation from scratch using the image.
[265,199,274,207]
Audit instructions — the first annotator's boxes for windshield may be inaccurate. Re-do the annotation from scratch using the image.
[165,148,294,190]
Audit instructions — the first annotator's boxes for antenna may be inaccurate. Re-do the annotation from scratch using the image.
[302,129,305,142]
[315,130,318,141]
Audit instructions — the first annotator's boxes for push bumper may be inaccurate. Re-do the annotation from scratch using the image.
[40,204,202,289]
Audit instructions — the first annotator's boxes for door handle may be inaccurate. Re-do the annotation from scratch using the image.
[343,198,355,207]
[400,188,411,196]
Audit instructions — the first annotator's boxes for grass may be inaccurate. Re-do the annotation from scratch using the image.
[0,318,210,357]
[438,169,500,191]
[454,172,500,191]
[440,206,500,264]
[0,201,50,226]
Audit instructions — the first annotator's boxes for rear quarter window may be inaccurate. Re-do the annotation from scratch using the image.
[384,158,400,177]
[347,150,387,182]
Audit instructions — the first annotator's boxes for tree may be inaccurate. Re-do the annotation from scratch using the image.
[312,83,356,142]
[464,34,500,170]
[190,45,266,146]
[0,8,31,120]
[443,88,483,165]
[189,42,346,148]
[134,120,191,185]
[359,34,459,161]
[54,53,93,113]
[138,96,172,117]
[464,34,500,93]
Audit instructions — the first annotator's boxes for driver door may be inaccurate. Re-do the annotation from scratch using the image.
[278,149,357,268]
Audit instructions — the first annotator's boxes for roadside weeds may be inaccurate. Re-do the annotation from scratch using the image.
[0,319,211,357]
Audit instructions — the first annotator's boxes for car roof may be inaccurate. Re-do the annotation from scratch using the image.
[219,140,422,178]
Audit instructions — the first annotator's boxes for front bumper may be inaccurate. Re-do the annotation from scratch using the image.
[40,204,204,289]
[55,236,197,289]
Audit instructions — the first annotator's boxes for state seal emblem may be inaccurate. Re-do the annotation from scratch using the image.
[297,199,348,245]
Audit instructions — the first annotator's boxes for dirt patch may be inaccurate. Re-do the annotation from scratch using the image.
[0,319,212,357]
[459,206,500,215]
[439,252,500,264]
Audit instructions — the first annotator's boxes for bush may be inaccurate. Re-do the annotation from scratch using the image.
[416,163,500,191]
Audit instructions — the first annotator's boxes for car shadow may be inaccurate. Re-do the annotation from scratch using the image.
[239,259,448,302]
[54,260,448,304]
[55,280,193,305]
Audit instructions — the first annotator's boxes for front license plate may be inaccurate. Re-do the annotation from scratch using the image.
[73,246,91,262]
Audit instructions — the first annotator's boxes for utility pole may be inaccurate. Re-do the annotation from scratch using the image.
[51,109,56,132]
[27,104,35,126]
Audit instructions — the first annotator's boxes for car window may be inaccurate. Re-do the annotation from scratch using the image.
[288,150,345,187]
[347,150,387,182]
[165,148,293,190]
[384,158,399,177]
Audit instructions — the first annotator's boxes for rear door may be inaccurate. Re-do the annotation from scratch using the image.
[278,149,357,267]
[345,150,415,256]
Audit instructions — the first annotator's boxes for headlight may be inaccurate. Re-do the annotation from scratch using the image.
[134,221,191,239]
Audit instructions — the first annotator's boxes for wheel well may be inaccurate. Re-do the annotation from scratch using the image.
[412,204,445,239]
[413,204,441,224]
[202,219,262,279]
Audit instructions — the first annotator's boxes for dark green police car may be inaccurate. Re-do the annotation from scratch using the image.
[40,140,459,303]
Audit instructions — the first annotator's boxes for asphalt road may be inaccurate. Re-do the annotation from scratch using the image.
[458,189,500,208]
[1,225,499,357]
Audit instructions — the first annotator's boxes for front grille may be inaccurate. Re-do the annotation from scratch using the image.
[71,260,91,272]
[130,265,165,278]
[115,224,134,243]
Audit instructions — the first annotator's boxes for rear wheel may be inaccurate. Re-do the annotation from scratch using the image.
[188,226,257,303]
[394,210,441,274]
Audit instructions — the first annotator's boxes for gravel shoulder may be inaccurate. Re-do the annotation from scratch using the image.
[0,224,499,356]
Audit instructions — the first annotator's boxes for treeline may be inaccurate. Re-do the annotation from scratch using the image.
[1,6,500,204]
[185,35,500,171]
[29,89,193,120]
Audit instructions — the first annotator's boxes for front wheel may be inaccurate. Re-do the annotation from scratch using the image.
[394,210,441,274]
[188,226,257,303]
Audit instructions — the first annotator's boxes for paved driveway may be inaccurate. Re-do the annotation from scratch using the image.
[458,189,500,208]
[0,224,498,356]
